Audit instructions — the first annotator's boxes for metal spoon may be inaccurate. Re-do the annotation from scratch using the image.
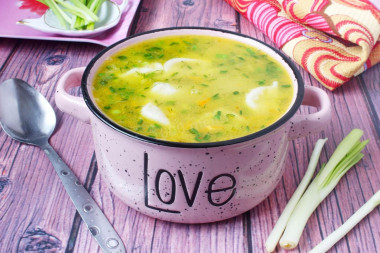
[0,78,125,253]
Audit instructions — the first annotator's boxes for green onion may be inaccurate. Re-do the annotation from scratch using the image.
[42,0,72,28]
[72,0,86,29]
[265,138,328,252]
[278,129,368,249]
[309,190,380,253]
[37,0,104,30]
[69,0,99,21]
[56,0,97,23]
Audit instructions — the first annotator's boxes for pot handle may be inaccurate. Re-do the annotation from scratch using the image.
[55,67,91,124]
[288,86,331,140]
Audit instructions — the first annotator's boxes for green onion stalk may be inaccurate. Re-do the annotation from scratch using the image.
[85,0,105,30]
[37,0,104,30]
[279,129,368,249]
[310,190,380,253]
[265,138,328,252]
[38,0,71,28]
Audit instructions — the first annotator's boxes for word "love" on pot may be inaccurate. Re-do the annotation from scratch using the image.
[143,153,237,214]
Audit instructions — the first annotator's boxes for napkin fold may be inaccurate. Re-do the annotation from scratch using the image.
[225,0,380,90]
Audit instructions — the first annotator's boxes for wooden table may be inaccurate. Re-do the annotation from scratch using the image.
[1,0,379,252]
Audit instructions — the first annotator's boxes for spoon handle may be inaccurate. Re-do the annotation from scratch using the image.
[42,143,126,253]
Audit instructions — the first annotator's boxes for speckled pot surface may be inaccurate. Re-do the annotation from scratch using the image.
[56,27,331,223]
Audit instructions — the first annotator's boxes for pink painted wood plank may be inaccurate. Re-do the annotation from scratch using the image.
[0,39,17,67]
[133,0,237,33]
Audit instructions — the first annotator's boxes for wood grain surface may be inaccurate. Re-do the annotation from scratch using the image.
[0,0,379,253]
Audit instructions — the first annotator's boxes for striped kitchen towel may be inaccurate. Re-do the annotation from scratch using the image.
[225,0,380,90]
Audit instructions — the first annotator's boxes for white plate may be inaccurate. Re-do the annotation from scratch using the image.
[17,0,128,37]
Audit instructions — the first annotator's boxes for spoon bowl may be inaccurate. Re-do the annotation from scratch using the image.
[17,0,128,37]
[0,79,55,145]
[0,78,125,253]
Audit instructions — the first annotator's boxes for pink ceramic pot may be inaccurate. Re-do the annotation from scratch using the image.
[56,28,331,223]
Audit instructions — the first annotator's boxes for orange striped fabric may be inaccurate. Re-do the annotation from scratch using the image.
[225,0,380,90]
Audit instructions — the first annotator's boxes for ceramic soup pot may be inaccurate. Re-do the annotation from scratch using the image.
[56,27,331,223]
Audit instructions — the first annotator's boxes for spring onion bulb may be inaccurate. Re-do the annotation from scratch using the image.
[265,138,328,252]
[310,190,380,253]
[279,129,368,249]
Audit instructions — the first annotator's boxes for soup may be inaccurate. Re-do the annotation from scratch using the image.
[91,35,294,143]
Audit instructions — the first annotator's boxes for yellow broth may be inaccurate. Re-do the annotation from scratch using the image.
[92,35,294,143]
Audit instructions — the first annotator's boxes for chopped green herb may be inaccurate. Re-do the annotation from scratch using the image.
[246,48,259,58]
[281,84,291,88]
[137,119,144,125]
[233,91,240,95]
[214,111,222,120]
[212,93,220,99]
[147,47,162,52]
[165,100,177,106]
[119,89,135,100]
[266,61,281,76]
[194,135,202,142]
[97,73,117,86]
[203,134,211,141]
[220,70,228,74]
[216,54,228,59]
[258,80,266,85]
[117,55,128,60]
[189,128,199,135]
[148,124,161,132]
[103,106,111,110]
[144,53,153,59]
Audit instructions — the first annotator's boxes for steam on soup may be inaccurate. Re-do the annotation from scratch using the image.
[92,35,294,143]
